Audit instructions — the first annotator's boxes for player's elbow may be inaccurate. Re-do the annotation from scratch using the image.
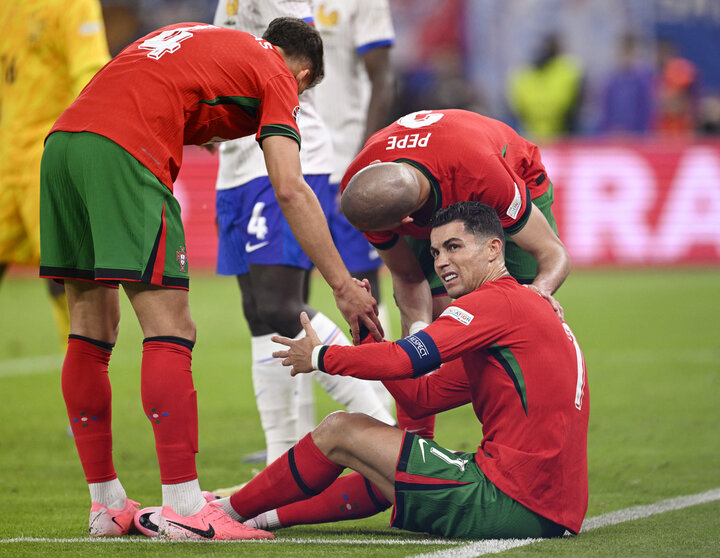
[273,178,306,206]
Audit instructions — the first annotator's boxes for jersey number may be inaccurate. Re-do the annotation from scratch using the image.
[563,323,586,411]
[138,25,214,59]
[247,202,268,240]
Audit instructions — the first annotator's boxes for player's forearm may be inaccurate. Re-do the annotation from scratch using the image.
[315,342,415,380]
[392,277,433,336]
[363,75,394,141]
[532,241,571,295]
[362,46,394,141]
[275,182,353,291]
[383,375,469,418]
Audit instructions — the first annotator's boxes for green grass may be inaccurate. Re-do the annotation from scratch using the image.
[0,267,719,557]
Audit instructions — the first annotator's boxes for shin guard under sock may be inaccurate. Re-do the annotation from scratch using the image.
[62,335,116,483]
[141,336,198,484]
[276,471,391,527]
[230,433,344,520]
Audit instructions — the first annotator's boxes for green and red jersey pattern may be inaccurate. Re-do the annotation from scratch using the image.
[340,109,550,248]
[51,23,301,191]
[317,276,589,533]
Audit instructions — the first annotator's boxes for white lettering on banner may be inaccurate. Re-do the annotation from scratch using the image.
[654,148,720,261]
[386,133,431,150]
[562,148,656,264]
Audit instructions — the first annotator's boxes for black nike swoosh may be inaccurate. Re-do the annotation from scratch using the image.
[111,516,125,529]
[138,512,159,533]
[166,520,215,539]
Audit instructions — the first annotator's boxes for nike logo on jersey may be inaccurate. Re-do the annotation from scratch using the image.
[418,438,429,462]
[137,512,159,533]
[245,241,269,253]
[166,520,215,539]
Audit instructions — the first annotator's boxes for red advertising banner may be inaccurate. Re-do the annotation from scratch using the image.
[177,139,720,271]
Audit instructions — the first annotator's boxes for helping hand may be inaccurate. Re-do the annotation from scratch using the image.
[272,312,323,375]
[333,278,384,344]
[524,284,565,321]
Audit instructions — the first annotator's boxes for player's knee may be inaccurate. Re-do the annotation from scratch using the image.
[261,300,304,338]
[312,410,368,457]
[312,411,349,454]
[241,299,264,331]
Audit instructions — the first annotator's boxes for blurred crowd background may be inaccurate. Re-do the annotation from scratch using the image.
[100,0,720,142]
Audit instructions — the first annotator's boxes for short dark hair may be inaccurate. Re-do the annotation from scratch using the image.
[263,17,324,87]
[432,201,504,246]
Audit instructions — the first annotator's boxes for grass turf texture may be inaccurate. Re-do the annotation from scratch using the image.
[0,268,718,557]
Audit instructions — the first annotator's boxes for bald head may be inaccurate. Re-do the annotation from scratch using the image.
[341,162,423,231]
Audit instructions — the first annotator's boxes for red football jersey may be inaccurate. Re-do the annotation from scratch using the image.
[340,109,550,247]
[51,23,301,191]
[317,276,589,533]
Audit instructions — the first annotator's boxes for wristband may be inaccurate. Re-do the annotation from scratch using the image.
[409,321,429,335]
[311,345,326,371]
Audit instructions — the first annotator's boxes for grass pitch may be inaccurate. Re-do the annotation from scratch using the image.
[0,267,718,557]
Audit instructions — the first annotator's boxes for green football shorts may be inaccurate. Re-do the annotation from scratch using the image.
[40,131,189,289]
[405,184,559,293]
[392,433,566,539]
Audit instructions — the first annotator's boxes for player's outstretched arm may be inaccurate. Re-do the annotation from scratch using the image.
[262,136,383,343]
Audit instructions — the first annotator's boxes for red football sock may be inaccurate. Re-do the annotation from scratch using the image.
[276,471,391,527]
[230,433,345,519]
[62,335,116,483]
[141,337,198,484]
[396,401,436,439]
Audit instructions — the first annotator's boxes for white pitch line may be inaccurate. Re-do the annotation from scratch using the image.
[408,487,720,558]
[0,536,460,546]
[580,487,720,531]
[2,488,719,552]
[0,354,63,378]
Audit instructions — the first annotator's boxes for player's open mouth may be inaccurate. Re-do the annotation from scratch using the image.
[442,272,458,283]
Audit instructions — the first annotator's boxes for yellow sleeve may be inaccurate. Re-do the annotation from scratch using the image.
[57,0,111,97]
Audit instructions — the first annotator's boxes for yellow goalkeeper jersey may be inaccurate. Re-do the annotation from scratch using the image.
[0,0,110,187]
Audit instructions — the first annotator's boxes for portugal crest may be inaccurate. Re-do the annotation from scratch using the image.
[176,246,188,272]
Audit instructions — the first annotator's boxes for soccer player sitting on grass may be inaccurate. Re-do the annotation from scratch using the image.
[208,201,589,539]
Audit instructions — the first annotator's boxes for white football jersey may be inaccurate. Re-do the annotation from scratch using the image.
[213,0,333,190]
[314,0,395,183]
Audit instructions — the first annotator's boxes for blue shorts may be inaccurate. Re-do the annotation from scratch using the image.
[328,182,382,274]
[216,175,332,276]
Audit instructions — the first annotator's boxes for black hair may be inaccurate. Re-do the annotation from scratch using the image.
[432,201,504,245]
[262,17,324,87]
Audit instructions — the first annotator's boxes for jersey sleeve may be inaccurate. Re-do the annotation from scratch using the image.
[60,0,110,97]
[318,285,512,379]
[256,74,301,147]
[354,0,395,54]
[382,359,471,418]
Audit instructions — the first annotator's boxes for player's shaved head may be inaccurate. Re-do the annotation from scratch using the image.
[341,162,421,231]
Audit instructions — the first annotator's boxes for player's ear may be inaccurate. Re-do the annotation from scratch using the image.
[487,237,503,261]
[294,68,311,92]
